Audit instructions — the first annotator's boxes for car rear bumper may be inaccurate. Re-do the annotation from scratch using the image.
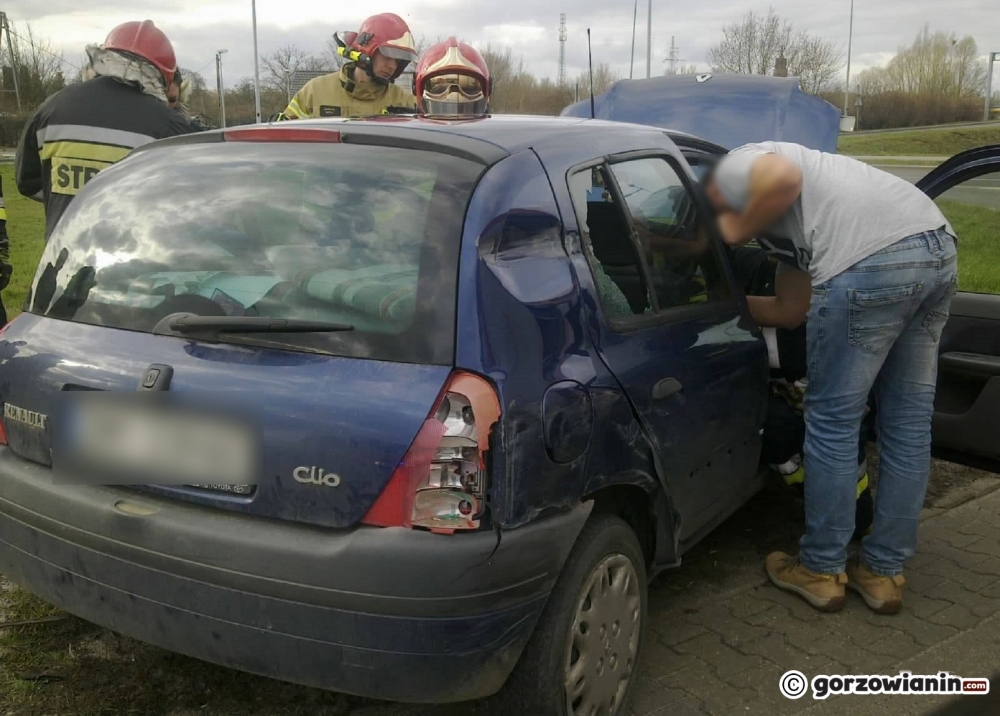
[0,449,591,703]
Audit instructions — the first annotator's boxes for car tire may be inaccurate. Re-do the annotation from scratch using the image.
[493,513,648,716]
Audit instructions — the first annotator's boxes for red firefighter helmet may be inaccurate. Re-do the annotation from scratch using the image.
[350,13,418,82]
[102,20,177,87]
[415,38,491,118]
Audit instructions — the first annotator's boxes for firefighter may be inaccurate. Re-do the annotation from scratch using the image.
[414,38,491,119]
[0,178,11,325]
[15,20,196,241]
[278,13,418,120]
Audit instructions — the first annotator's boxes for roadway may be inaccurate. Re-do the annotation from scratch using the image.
[851,119,998,135]
[878,163,1000,209]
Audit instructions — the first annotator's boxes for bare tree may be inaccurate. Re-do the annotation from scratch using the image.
[176,67,211,117]
[178,68,207,92]
[855,66,889,97]
[482,43,529,112]
[880,26,986,98]
[262,44,330,98]
[3,21,67,108]
[576,63,619,97]
[849,26,987,129]
[708,8,791,75]
[708,8,841,94]
[859,27,986,99]
[792,34,843,94]
[950,36,986,98]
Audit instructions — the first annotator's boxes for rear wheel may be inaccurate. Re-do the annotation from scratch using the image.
[496,513,648,716]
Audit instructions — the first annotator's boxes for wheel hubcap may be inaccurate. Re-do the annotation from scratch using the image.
[564,554,642,716]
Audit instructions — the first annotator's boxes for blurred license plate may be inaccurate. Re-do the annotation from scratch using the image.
[55,395,258,487]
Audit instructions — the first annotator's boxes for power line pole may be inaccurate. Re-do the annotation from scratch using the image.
[666,36,683,75]
[251,0,262,123]
[216,49,228,128]
[986,52,997,122]
[0,12,21,110]
[558,14,567,87]
[646,0,652,78]
[843,0,855,117]
[629,0,637,79]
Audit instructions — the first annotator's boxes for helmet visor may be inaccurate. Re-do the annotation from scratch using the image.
[423,73,485,101]
[422,95,489,118]
[378,44,419,63]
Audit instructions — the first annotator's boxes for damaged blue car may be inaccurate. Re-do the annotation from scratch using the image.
[1,75,998,715]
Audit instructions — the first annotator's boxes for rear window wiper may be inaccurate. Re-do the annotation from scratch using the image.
[154,313,355,335]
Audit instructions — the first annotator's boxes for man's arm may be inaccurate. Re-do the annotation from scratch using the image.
[636,222,709,263]
[279,85,311,120]
[14,107,44,201]
[394,86,418,109]
[746,264,811,330]
[719,154,802,246]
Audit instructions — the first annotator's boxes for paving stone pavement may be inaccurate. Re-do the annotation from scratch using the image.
[630,483,1000,716]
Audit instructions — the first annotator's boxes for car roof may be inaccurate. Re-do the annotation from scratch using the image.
[154,115,700,167]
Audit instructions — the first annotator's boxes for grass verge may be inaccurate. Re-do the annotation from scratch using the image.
[2,165,46,319]
[937,199,1000,295]
[838,124,1000,157]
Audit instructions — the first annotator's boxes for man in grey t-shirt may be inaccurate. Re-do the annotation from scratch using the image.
[704,142,958,615]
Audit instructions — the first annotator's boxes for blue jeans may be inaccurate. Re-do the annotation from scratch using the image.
[800,229,958,577]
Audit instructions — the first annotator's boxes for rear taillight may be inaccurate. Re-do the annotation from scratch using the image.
[362,372,501,533]
[223,127,342,143]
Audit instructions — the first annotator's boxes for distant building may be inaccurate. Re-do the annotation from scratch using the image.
[289,70,332,96]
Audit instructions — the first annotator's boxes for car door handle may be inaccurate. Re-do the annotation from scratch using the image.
[652,377,683,400]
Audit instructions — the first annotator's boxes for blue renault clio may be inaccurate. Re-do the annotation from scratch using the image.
[2,77,998,715]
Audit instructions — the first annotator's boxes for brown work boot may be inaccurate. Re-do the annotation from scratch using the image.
[847,558,905,615]
[765,551,847,612]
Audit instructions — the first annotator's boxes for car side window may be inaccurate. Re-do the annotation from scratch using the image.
[569,167,654,321]
[609,157,732,309]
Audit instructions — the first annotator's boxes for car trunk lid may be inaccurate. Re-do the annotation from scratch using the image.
[0,314,449,529]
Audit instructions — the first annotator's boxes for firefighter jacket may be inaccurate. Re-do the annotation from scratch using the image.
[0,177,10,286]
[15,76,197,241]
[280,65,416,120]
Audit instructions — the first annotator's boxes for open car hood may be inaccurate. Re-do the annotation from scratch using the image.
[561,74,841,153]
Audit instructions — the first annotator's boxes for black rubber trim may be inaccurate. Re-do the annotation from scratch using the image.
[131,122,511,166]
[341,131,507,165]
[949,292,1000,321]
[940,352,1000,378]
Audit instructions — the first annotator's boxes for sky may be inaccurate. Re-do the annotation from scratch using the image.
[10,0,1000,91]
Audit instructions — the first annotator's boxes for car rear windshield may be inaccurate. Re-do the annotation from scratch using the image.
[30,141,484,365]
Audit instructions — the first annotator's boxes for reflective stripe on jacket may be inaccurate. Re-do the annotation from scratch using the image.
[15,76,197,240]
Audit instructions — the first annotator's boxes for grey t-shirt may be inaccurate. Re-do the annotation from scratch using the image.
[714,141,954,284]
